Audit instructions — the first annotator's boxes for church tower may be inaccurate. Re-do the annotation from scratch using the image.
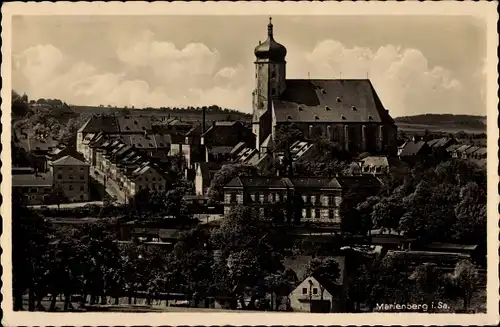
[252,17,287,150]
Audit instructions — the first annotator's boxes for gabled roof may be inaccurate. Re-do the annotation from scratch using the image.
[230,142,247,155]
[129,134,156,149]
[399,141,427,156]
[13,172,53,187]
[456,144,472,153]
[432,137,454,148]
[446,144,461,152]
[77,115,119,133]
[464,146,480,154]
[361,156,390,168]
[225,176,294,189]
[290,177,341,189]
[472,147,487,156]
[153,134,171,148]
[51,155,89,166]
[273,79,394,123]
[336,175,382,189]
[116,116,152,133]
[208,146,234,155]
[426,139,440,147]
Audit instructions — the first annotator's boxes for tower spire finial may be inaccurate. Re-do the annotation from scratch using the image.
[268,16,273,37]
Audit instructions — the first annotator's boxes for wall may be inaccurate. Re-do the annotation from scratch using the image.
[14,186,51,205]
[288,276,334,312]
[52,165,89,202]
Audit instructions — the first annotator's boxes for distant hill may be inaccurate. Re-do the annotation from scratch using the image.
[70,105,252,123]
[395,114,487,134]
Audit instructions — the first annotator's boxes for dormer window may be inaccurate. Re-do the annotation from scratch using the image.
[298,106,304,111]
[287,116,293,120]
[341,115,346,120]
[351,106,357,111]
[134,121,138,125]
[314,115,320,120]
[336,97,342,103]
[321,89,327,94]
[325,106,331,111]
[368,115,373,121]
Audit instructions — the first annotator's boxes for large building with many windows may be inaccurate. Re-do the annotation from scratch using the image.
[50,155,90,202]
[252,18,398,155]
[223,175,381,225]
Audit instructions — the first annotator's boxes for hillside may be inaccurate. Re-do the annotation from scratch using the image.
[70,105,252,123]
[395,114,487,134]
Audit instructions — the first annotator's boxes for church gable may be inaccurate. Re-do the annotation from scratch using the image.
[272,79,393,124]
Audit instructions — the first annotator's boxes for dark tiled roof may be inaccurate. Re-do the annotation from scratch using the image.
[473,147,487,156]
[432,138,454,148]
[129,134,156,149]
[78,116,119,133]
[29,137,59,152]
[208,146,234,155]
[230,142,247,155]
[464,146,480,154]
[273,79,394,123]
[225,176,294,189]
[13,173,53,187]
[399,141,427,156]
[290,177,341,189]
[153,134,171,148]
[51,155,89,166]
[446,144,461,152]
[426,139,440,147]
[336,175,382,189]
[456,144,472,153]
[116,116,152,133]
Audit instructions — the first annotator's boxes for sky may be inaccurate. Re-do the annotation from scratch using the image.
[12,15,487,117]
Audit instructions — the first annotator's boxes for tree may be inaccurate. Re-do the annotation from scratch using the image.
[409,263,440,309]
[169,227,214,305]
[450,260,479,311]
[12,90,32,117]
[305,257,341,301]
[207,164,259,202]
[45,185,69,209]
[12,193,53,311]
[211,205,284,309]
[453,183,486,243]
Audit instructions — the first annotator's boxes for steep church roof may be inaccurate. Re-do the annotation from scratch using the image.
[273,79,394,124]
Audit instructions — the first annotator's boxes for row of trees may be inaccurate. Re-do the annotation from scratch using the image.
[13,199,481,312]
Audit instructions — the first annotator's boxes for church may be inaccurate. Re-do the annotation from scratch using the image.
[252,18,398,155]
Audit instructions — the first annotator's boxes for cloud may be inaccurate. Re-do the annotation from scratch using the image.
[287,40,468,117]
[12,35,481,117]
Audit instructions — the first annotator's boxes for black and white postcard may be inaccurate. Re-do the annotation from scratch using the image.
[1,1,498,326]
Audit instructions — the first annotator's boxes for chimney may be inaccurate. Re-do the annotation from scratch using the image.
[202,107,206,134]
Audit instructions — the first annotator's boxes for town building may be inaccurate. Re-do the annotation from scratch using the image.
[287,256,346,312]
[397,140,431,163]
[222,175,381,224]
[252,18,398,155]
[12,172,53,205]
[50,155,90,202]
[358,156,404,175]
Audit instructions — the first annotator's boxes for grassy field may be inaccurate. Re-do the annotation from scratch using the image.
[396,122,486,135]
